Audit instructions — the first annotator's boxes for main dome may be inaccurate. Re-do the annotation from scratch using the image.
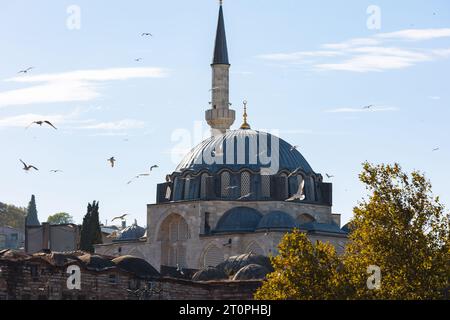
[175,129,314,174]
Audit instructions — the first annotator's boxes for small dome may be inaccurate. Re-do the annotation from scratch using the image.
[232,264,270,280]
[216,253,273,276]
[256,211,297,231]
[116,224,145,241]
[112,255,160,279]
[78,254,115,271]
[214,207,262,233]
[192,266,227,281]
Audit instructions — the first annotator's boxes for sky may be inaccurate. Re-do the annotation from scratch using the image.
[0,0,449,227]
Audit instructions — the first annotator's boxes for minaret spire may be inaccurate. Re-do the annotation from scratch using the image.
[205,1,235,136]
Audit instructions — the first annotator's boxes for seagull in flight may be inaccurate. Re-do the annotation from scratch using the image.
[286,179,305,202]
[363,105,374,110]
[432,147,440,152]
[50,169,63,173]
[20,159,38,172]
[288,167,302,178]
[18,67,33,74]
[135,58,143,62]
[226,185,238,190]
[26,120,57,130]
[326,173,334,179]
[150,165,159,171]
[141,32,153,37]
[238,193,253,200]
[111,214,128,221]
[176,264,185,276]
[108,157,116,168]
[127,173,150,184]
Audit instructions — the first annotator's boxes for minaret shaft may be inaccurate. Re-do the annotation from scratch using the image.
[205,4,235,136]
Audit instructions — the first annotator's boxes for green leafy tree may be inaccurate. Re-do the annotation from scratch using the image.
[255,230,345,300]
[25,195,40,226]
[0,202,27,230]
[255,162,449,300]
[79,201,103,252]
[47,212,74,225]
[343,162,449,299]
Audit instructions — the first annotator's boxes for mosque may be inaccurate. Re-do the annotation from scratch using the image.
[95,3,348,273]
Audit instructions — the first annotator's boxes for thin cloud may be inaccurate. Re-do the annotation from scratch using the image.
[0,67,168,108]
[325,106,399,113]
[258,28,450,73]
[78,119,146,130]
[377,28,450,41]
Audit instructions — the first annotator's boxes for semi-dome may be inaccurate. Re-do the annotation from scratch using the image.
[175,129,314,174]
[256,211,297,231]
[214,207,262,233]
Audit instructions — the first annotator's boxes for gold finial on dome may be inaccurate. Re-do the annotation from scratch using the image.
[240,100,251,130]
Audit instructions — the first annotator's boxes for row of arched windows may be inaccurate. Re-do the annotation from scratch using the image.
[174,171,314,201]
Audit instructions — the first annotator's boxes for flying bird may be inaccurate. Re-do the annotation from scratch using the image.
[111,214,128,221]
[290,145,300,152]
[150,165,159,171]
[127,173,151,184]
[107,157,116,168]
[26,120,57,130]
[288,167,302,178]
[18,67,33,74]
[432,147,440,152]
[50,170,63,173]
[176,264,185,276]
[326,173,334,179]
[238,193,253,200]
[363,105,374,109]
[226,186,238,190]
[134,58,143,62]
[20,159,38,172]
[141,32,153,36]
[286,179,305,202]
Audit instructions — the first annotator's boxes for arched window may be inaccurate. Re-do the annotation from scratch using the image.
[246,241,265,256]
[203,245,224,268]
[200,173,208,199]
[158,214,190,267]
[261,174,271,198]
[280,173,289,198]
[183,175,191,200]
[221,171,230,198]
[241,171,251,196]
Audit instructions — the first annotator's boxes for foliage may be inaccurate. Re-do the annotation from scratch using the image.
[255,230,345,300]
[79,201,103,252]
[47,212,74,225]
[0,202,26,230]
[343,162,449,299]
[255,162,449,300]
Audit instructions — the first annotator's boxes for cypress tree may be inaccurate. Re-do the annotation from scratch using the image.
[79,201,103,252]
[25,194,40,226]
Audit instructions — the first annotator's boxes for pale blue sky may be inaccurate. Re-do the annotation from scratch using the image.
[0,0,449,227]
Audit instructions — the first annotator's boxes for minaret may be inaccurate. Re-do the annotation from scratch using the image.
[205,1,235,136]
